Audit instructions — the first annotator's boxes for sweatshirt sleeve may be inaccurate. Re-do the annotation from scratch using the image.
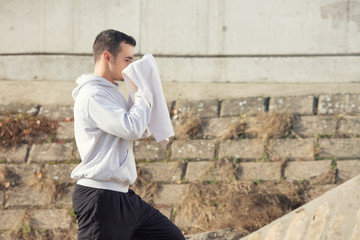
[87,89,153,140]
[127,93,152,139]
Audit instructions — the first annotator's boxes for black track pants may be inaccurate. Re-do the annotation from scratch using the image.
[72,184,185,240]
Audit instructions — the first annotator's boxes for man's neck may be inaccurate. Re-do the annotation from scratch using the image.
[94,65,115,84]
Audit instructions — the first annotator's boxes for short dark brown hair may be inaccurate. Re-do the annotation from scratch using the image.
[92,29,136,63]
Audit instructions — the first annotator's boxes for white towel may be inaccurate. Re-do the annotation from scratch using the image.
[122,54,174,144]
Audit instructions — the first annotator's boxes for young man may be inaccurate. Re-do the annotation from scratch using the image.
[71,29,184,240]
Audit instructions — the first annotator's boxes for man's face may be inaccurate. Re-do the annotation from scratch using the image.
[109,42,134,81]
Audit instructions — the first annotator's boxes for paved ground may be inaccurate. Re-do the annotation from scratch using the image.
[1,80,360,105]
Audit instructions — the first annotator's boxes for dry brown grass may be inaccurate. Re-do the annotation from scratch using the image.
[0,114,58,149]
[177,112,202,140]
[0,165,9,188]
[131,166,161,205]
[6,208,77,240]
[176,180,306,235]
[310,169,337,185]
[219,119,247,141]
[27,167,65,203]
[219,112,296,142]
[138,135,156,143]
[201,159,239,183]
[337,113,360,137]
[4,167,70,239]
[9,210,54,240]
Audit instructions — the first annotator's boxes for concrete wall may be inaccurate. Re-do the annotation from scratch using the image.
[1,0,360,83]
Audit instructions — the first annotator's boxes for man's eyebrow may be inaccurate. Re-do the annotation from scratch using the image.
[125,56,133,60]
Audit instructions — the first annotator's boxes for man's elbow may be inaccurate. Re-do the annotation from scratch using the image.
[127,126,148,140]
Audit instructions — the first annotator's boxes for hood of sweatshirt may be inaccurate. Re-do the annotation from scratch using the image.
[72,73,118,100]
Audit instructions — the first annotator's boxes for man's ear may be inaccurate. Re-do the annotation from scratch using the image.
[103,51,111,64]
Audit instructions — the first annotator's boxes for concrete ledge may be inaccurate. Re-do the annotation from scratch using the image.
[1,80,360,105]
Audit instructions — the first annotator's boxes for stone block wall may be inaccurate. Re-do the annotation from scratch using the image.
[0,94,359,238]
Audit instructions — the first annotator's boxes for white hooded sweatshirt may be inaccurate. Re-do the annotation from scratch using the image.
[71,74,152,192]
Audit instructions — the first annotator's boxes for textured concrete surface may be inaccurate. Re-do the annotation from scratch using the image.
[2,0,360,55]
[319,138,360,159]
[269,96,314,115]
[134,140,167,161]
[171,140,216,160]
[269,138,315,161]
[0,145,27,163]
[153,184,189,206]
[284,160,333,181]
[28,143,74,163]
[137,162,183,183]
[220,97,265,117]
[292,116,337,137]
[237,162,282,181]
[338,116,360,136]
[218,139,264,160]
